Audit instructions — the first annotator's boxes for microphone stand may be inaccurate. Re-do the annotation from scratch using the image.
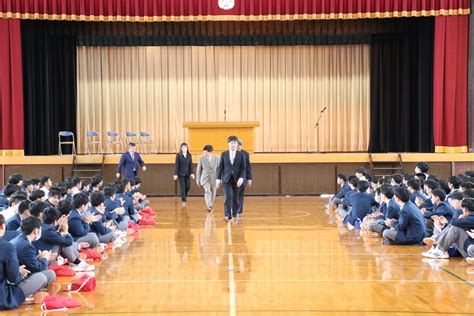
[314,107,327,153]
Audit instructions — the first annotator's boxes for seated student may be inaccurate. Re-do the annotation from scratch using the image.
[0,214,51,310]
[422,189,456,229]
[391,174,405,189]
[33,208,94,272]
[407,178,427,204]
[88,191,116,244]
[6,200,31,231]
[80,180,91,194]
[69,193,101,248]
[447,176,462,199]
[329,174,350,207]
[336,176,358,218]
[448,191,464,219]
[7,174,23,187]
[460,181,474,192]
[416,179,440,211]
[422,198,474,259]
[69,177,81,196]
[382,187,427,245]
[104,186,129,231]
[39,176,52,198]
[10,217,56,286]
[115,181,140,223]
[415,162,430,178]
[342,180,377,227]
[0,184,20,212]
[29,190,45,203]
[131,177,150,210]
[45,188,62,208]
[90,175,103,192]
[355,167,368,181]
[29,201,49,222]
[21,180,34,198]
[369,185,400,234]
[3,195,27,225]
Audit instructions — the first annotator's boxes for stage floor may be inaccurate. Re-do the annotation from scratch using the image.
[6,196,474,315]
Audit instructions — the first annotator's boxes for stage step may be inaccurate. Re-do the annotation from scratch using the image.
[369,153,404,177]
[71,154,105,179]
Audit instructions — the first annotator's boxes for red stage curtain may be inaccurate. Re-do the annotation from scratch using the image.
[433,15,468,153]
[0,18,23,156]
[0,0,470,22]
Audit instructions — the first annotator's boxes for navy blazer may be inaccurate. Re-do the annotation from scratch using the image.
[88,208,112,236]
[32,223,73,252]
[68,209,91,240]
[344,192,377,225]
[117,151,145,178]
[5,214,21,231]
[410,190,427,204]
[334,183,350,200]
[241,150,252,182]
[0,238,25,310]
[1,230,20,242]
[217,150,246,183]
[115,193,136,218]
[0,193,8,210]
[105,197,120,221]
[10,234,48,273]
[341,188,357,209]
[383,198,400,220]
[423,201,455,222]
[393,201,426,245]
[174,153,194,177]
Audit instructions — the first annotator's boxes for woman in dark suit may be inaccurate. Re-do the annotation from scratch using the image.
[174,143,195,207]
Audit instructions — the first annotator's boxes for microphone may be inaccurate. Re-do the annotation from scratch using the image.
[320,106,327,113]
[224,110,227,122]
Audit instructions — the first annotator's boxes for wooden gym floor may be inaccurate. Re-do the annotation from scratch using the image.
[6,196,474,315]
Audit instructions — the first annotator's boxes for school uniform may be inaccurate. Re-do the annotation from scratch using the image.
[32,223,73,252]
[384,201,426,245]
[410,190,427,204]
[116,193,138,222]
[68,209,100,248]
[174,153,194,202]
[5,214,21,231]
[423,201,456,222]
[343,192,377,226]
[117,151,145,179]
[370,198,400,234]
[10,234,48,273]
[237,150,252,215]
[88,207,115,243]
[0,238,25,310]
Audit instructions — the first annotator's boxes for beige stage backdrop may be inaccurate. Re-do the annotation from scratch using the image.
[77,45,370,153]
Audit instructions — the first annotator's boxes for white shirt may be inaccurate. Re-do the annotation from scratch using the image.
[1,207,15,221]
[230,150,236,165]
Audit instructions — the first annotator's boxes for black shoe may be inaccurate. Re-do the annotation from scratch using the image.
[223,217,230,222]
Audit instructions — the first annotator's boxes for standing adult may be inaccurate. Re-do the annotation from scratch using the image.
[236,139,252,218]
[174,143,195,207]
[196,145,219,211]
[116,142,146,179]
[217,136,246,223]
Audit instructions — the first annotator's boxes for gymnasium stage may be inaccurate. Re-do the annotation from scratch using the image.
[1,153,473,196]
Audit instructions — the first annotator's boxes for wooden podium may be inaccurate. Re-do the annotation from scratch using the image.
[183,121,260,154]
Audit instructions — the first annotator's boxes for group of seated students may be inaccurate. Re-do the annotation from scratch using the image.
[327,162,474,266]
[0,173,153,310]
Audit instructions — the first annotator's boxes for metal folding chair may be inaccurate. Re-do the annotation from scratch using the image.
[58,131,76,155]
[106,131,124,154]
[138,131,157,154]
[125,132,139,146]
[85,131,104,155]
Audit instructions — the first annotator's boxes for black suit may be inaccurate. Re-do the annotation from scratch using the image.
[175,153,194,202]
[217,150,246,219]
[237,150,252,214]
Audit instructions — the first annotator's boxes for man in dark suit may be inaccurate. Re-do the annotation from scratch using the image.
[236,139,252,218]
[116,142,146,179]
[217,136,247,222]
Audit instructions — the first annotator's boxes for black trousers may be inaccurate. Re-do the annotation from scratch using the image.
[178,176,191,202]
[236,183,247,214]
[222,177,240,219]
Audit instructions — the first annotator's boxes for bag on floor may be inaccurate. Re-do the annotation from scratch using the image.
[66,274,97,292]
[41,295,81,312]
[49,263,75,276]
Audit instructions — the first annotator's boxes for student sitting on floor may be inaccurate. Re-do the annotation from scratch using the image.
[407,178,427,204]
[390,174,405,189]
[422,198,474,259]
[448,191,464,219]
[415,162,430,179]
[69,193,101,249]
[33,207,94,272]
[416,179,439,211]
[1,193,27,222]
[45,187,62,209]
[0,214,52,310]
[329,174,350,208]
[447,176,462,199]
[130,177,150,210]
[10,217,56,285]
[382,187,427,245]
[369,185,400,235]
[115,181,140,223]
[88,191,116,244]
[39,176,52,198]
[104,186,129,231]
[90,175,103,192]
[336,176,358,217]
[422,188,455,235]
[341,180,377,228]
[5,197,29,231]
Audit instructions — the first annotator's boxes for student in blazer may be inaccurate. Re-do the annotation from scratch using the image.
[174,143,195,207]
[116,142,146,179]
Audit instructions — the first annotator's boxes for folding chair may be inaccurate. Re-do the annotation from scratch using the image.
[124,131,139,145]
[106,131,124,154]
[138,131,157,154]
[85,131,104,155]
[58,131,76,155]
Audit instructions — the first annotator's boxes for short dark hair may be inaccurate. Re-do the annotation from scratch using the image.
[69,177,81,188]
[18,200,31,215]
[348,176,359,188]
[357,180,370,193]
[40,176,51,186]
[29,201,49,218]
[203,145,214,152]
[431,188,446,201]
[227,135,238,143]
[461,182,474,190]
[133,177,142,185]
[448,176,462,189]
[416,162,429,173]
[380,185,395,199]
[392,174,404,185]
[8,174,22,185]
[103,185,116,198]
[20,216,42,235]
[57,200,73,216]
[0,214,4,226]
[43,207,61,225]
[337,174,347,182]
[90,191,105,207]
[29,190,45,201]
[415,173,427,181]
[122,178,131,187]
[407,178,421,191]
[355,167,367,175]
[115,182,125,194]
[462,189,474,199]
[129,142,136,147]
[22,179,33,189]
[449,191,464,201]
[425,179,440,191]
[395,187,411,203]
[91,175,103,187]
[461,198,474,213]
[32,179,40,186]
[73,192,89,209]
[3,184,20,197]
[48,187,62,198]
[9,194,27,207]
